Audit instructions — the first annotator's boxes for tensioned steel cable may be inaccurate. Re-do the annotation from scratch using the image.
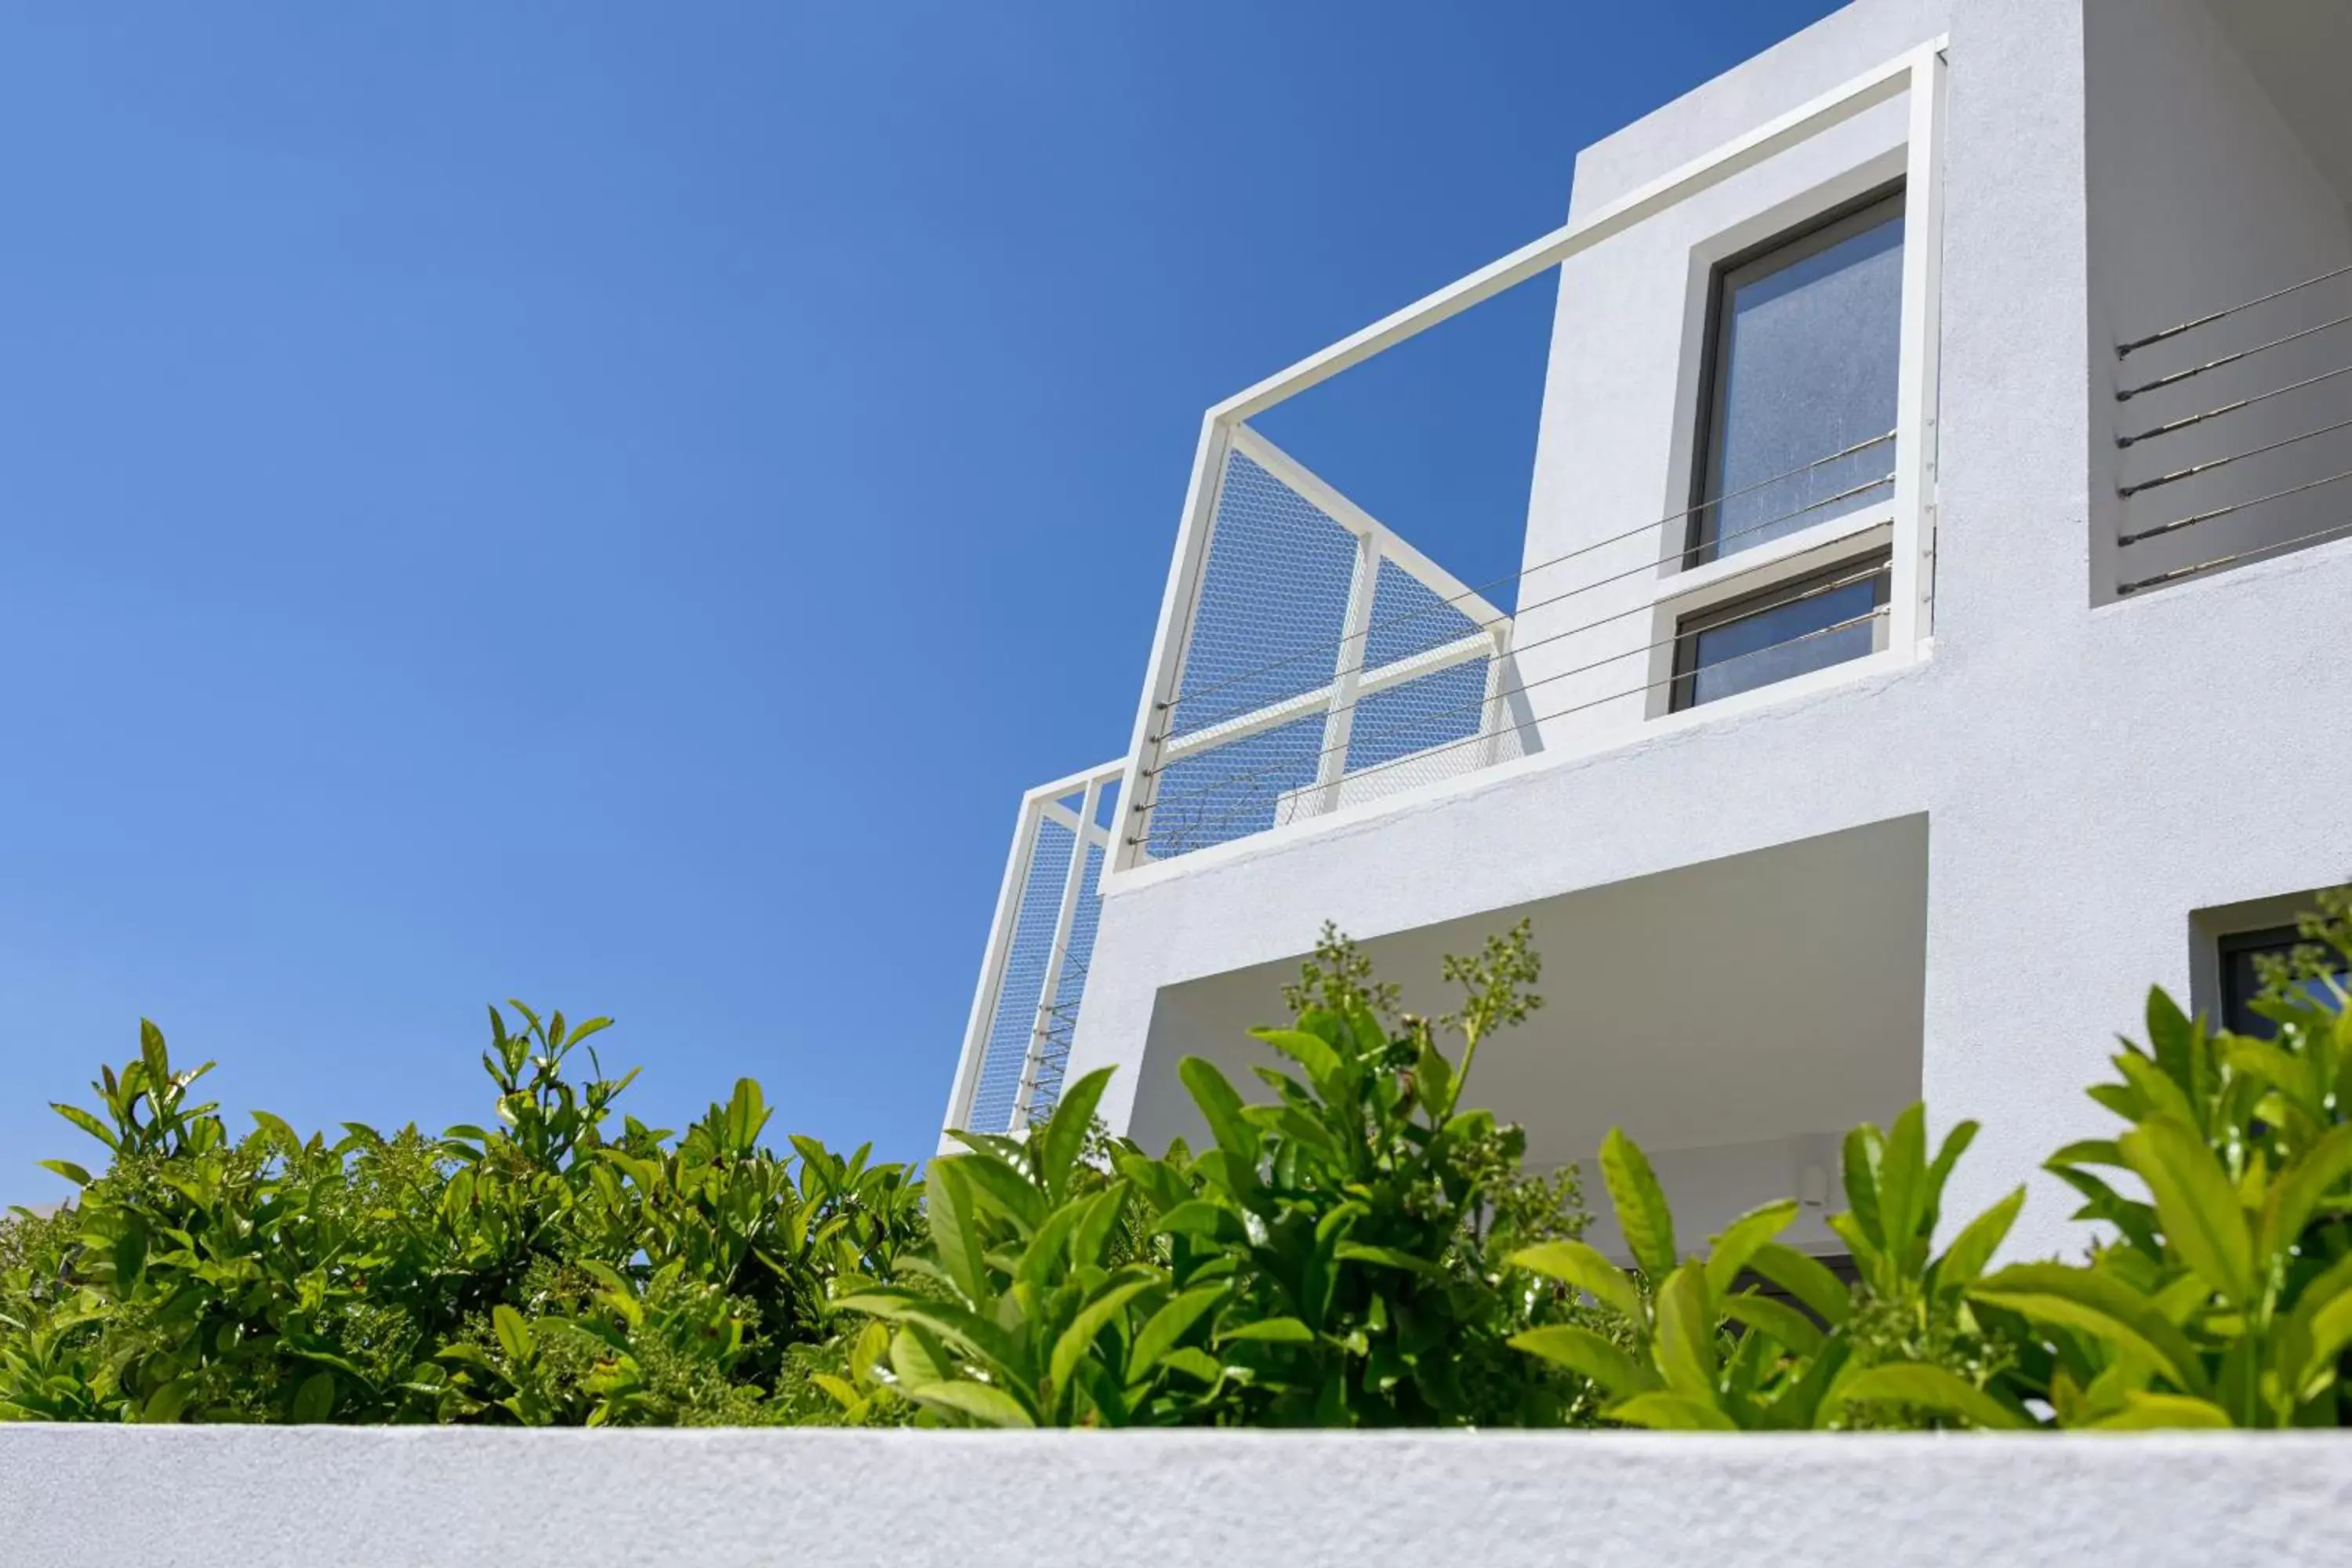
[2118,413,2352,499]
[1135,559,1893,833]
[1142,542,1893,801]
[2118,515,2352,597]
[1142,604,1892,853]
[1150,466,1896,750]
[1156,430,1896,721]
[2116,262,2352,358]
[2119,463,2352,547]
[2117,311,2352,401]
[2117,362,2352,449]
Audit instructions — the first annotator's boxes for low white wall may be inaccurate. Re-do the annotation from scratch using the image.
[2,1428,2347,1567]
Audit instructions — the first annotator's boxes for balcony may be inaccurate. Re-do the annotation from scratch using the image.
[1118,42,1947,872]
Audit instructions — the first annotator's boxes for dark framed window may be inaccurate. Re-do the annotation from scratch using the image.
[1671,550,1891,711]
[2219,925,2349,1037]
[1688,188,1907,565]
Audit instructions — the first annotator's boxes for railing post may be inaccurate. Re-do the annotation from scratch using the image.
[1889,43,1946,652]
[1314,535,1380,818]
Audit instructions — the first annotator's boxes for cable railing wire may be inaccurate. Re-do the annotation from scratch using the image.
[2120,463,2352,548]
[1155,429,1897,725]
[2116,262,2352,358]
[2119,514,2352,597]
[1135,558,1893,838]
[2118,361,2352,449]
[1145,602,1892,853]
[1143,544,1893,809]
[2118,412,2352,499]
[2117,311,2352,402]
[1149,464,1896,756]
[1148,468,1893,763]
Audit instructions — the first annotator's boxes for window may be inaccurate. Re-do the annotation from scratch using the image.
[1671,551,1890,711]
[1690,190,1906,564]
[2218,926,2349,1038]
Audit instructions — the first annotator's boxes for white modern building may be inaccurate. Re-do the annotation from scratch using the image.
[940,0,2352,1261]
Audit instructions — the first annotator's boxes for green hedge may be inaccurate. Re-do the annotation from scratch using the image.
[7,902,2352,1429]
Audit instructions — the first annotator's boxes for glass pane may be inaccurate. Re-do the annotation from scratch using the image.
[1685,574,1881,707]
[1704,201,1904,557]
[2222,932,2348,1037]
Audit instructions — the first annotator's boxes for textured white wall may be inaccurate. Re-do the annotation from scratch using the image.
[4,1428,2350,1568]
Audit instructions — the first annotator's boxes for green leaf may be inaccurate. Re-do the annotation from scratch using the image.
[2081,1391,2234,1430]
[1508,1240,1643,1323]
[2118,1116,2254,1306]
[1040,1068,1114,1202]
[492,1305,533,1364]
[1508,1326,1661,1396]
[2045,1138,2127,1170]
[1130,1285,1227,1378]
[1842,1123,1883,1243]
[1154,1200,1250,1246]
[1719,1292,1824,1356]
[1599,1127,1676,1279]
[1704,1200,1799,1300]
[1248,1029,1342,1091]
[2144,987,2200,1102]
[37,1160,92,1188]
[1931,1185,2027,1298]
[955,1153,1050,1236]
[1651,1265,1717,1404]
[1606,1392,1737,1431]
[1047,1278,1158,1397]
[290,1371,336,1424]
[1159,1347,1224,1384]
[139,1019,172,1107]
[1070,1181,1133,1272]
[140,1378,195,1425]
[1877,1104,1929,1251]
[2264,1121,2352,1260]
[1745,1243,1853,1327]
[1334,1243,1443,1278]
[924,1158,993,1308]
[49,1102,120,1152]
[1178,1058,1258,1163]
[1831,1363,2031,1428]
[1970,1263,2210,1399]
[1216,1317,1315,1345]
[904,1379,1036,1428]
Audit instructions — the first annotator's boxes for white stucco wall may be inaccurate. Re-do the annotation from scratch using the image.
[1059,0,2352,1268]
[5,1428,2351,1568]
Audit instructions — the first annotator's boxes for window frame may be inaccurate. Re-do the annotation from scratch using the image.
[1683,183,1910,569]
[1669,548,1893,713]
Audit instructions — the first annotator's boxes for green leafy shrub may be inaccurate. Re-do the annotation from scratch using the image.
[843,922,1600,1427]
[1967,892,2352,1428]
[0,1005,921,1425]
[1509,1109,2031,1429]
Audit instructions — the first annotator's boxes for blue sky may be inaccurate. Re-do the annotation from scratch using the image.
[0,1,1842,1203]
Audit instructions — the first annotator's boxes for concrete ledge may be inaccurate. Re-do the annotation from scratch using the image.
[2,1428,2348,1567]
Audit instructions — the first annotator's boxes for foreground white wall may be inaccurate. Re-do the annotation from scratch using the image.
[3,1428,2348,1568]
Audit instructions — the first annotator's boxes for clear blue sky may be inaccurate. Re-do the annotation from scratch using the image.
[0,1,1843,1203]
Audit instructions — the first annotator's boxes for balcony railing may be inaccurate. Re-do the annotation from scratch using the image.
[940,760,1121,1141]
[1118,41,1947,870]
[2114,263,2352,598]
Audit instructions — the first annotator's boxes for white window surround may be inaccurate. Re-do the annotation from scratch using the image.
[1111,41,1947,886]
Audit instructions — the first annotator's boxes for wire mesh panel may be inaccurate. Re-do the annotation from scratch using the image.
[1138,427,1518,862]
[948,765,1123,1139]
[964,815,1072,1134]
[1168,447,1362,735]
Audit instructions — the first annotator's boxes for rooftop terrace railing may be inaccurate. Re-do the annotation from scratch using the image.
[1117,40,1947,872]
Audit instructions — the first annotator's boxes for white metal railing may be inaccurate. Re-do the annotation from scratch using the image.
[1117,41,1947,871]
[2114,263,2352,597]
[939,760,1121,1143]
